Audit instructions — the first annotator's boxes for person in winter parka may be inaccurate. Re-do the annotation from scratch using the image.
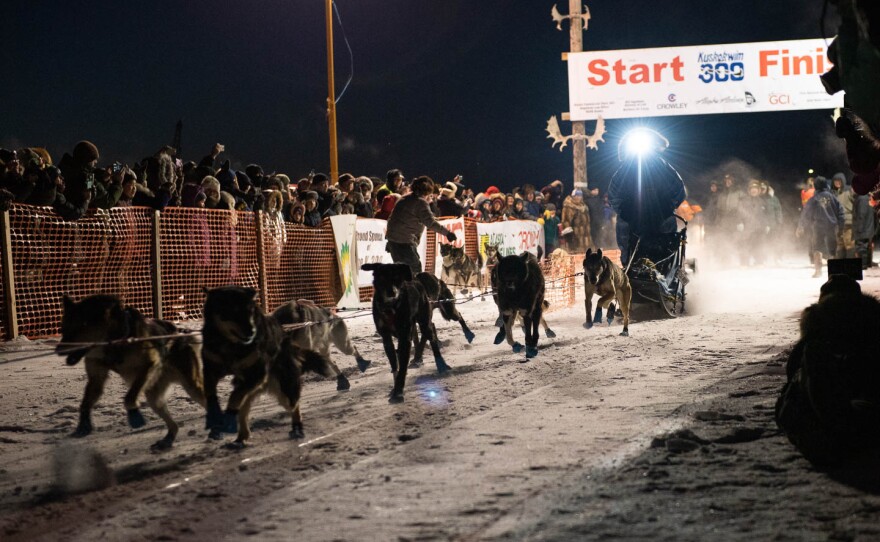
[797,176,845,277]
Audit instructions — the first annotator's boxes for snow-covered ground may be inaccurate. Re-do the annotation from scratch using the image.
[1,259,878,541]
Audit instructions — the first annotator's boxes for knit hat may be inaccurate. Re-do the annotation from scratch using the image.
[245,164,264,180]
[181,183,206,207]
[73,140,100,164]
[215,167,237,190]
[545,203,556,212]
[485,185,501,196]
[535,192,545,201]
[301,190,319,201]
[440,181,457,198]
[201,176,221,193]
[475,193,490,208]
[814,176,829,191]
[571,189,583,197]
[312,173,329,184]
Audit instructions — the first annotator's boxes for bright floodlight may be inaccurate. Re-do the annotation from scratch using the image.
[625,129,655,156]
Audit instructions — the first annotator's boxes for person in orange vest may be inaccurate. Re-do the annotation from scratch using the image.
[800,176,815,207]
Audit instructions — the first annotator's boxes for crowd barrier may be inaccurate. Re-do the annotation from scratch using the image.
[0,205,582,340]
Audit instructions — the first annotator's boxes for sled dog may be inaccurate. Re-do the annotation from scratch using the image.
[362,263,449,403]
[439,244,483,296]
[272,299,371,390]
[201,286,334,445]
[582,248,632,336]
[493,252,546,358]
[57,294,205,450]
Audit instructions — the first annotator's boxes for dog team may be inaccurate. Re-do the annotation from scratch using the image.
[56,245,632,448]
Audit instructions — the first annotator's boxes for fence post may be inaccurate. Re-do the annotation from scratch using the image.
[0,210,18,339]
[151,210,163,320]
[254,210,269,309]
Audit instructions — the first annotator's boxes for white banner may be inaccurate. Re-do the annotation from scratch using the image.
[433,217,466,276]
[355,218,394,286]
[568,38,843,121]
[476,220,544,262]
[329,214,361,308]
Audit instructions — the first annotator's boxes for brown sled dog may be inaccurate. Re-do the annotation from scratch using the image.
[57,295,205,450]
[202,286,335,446]
[582,248,632,336]
[272,299,372,390]
[439,244,483,296]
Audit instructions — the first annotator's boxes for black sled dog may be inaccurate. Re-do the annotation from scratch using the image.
[57,294,205,450]
[201,286,335,446]
[414,272,476,345]
[492,252,546,359]
[362,263,450,403]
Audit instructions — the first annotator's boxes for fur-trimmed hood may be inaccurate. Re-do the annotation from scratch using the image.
[562,195,587,213]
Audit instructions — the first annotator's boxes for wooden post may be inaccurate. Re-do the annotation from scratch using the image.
[569,0,588,189]
[254,211,269,309]
[0,210,18,339]
[150,210,163,320]
[325,0,339,184]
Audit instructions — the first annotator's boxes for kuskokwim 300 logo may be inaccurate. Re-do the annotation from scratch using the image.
[697,51,745,83]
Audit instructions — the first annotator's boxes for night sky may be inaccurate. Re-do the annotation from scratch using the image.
[2,1,847,204]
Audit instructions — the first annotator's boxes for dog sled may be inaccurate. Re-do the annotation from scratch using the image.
[624,214,695,317]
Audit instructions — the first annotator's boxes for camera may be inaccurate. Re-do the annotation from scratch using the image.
[111,162,124,174]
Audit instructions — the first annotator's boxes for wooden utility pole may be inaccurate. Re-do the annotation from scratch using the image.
[325,0,339,184]
[569,0,587,189]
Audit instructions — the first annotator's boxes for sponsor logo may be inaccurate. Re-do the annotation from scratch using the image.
[768,93,791,105]
[697,50,745,83]
[745,92,756,106]
[668,93,677,102]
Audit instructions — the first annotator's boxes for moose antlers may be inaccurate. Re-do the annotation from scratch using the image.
[546,116,606,151]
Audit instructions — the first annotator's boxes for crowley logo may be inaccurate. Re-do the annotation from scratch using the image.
[769,93,791,105]
[658,94,687,110]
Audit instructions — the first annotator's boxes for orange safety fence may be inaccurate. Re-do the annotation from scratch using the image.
[260,216,340,311]
[6,205,154,338]
[1,205,583,339]
[541,253,577,313]
[0,241,6,341]
[159,207,260,320]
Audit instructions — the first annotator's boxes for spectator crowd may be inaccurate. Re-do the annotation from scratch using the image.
[701,171,878,274]
[4,139,876,270]
[0,140,621,253]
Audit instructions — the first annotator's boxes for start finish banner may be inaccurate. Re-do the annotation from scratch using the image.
[567,38,844,121]
[476,220,544,261]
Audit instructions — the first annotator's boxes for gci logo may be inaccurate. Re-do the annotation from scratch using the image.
[768,93,790,105]
[699,62,745,83]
